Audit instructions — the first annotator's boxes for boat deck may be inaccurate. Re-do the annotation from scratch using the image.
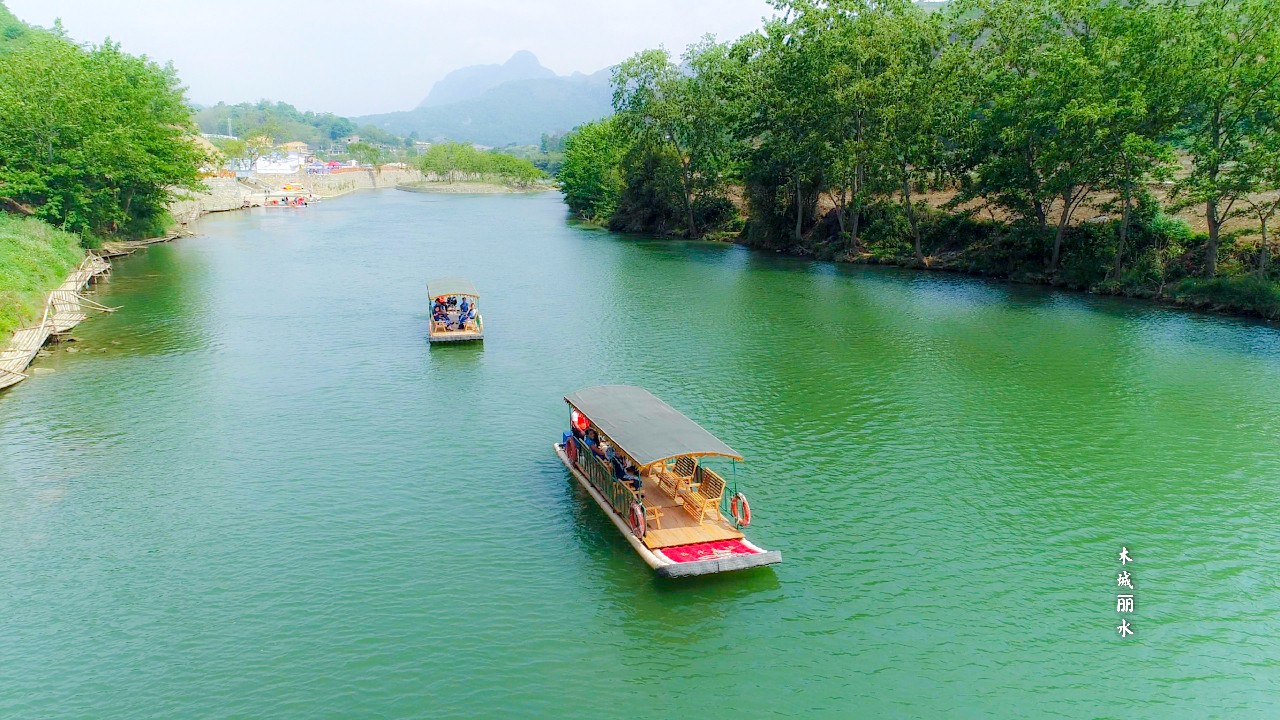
[637,472,743,550]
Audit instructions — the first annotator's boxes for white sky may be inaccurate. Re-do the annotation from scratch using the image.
[6,0,776,116]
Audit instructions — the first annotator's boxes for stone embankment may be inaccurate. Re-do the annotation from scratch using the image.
[168,169,427,226]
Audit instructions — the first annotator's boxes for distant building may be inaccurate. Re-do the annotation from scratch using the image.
[255,153,305,174]
[278,141,309,156]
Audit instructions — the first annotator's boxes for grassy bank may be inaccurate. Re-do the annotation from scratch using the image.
[0,215,84,338]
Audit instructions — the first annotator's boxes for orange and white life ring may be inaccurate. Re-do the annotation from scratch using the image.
[628,502,646,537]
[730,492,751,527]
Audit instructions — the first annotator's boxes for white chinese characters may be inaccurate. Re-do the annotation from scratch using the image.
[1114,547,1136,638]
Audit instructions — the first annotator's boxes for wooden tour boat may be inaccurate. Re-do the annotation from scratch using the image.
[554,385,781,578]
[427,277,484,343]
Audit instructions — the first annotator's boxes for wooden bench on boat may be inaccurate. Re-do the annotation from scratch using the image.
[678,469,725,524]
[656,455,697,497]
[553,385,782,578]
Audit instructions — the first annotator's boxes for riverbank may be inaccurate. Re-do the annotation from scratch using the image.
[0,215,84,339]
[0,169,427,391]
[397,180,553,194]
[169,168,428,226]
[0,251,109,390]
[834,246,1280,322]
[675,196,1280,323]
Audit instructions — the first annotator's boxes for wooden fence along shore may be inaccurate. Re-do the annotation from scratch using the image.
[0,255,113,391]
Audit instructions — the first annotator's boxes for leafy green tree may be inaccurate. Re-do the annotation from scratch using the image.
[1171,0,1280,277]
[413,142,545,187]
[769,0,876,250]
[346,142,386,169]
[612,39,739,237]
[0,33,207,238]
[951,0,1123,272]
[737,14,831,247]
[870,1,955,265]
[559,119,626,221]
[1239,129,1280,277]
[245,135,276,170]
[209,136,245,170]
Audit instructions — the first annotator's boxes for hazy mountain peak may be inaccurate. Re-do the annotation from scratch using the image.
[504,50,542,70]
[419,50,557,108]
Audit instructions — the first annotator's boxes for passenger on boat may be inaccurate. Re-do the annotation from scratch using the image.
[609,449,642,493]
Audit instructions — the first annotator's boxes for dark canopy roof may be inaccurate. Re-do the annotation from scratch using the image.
[564,385,742,466]
[427,277,479,298]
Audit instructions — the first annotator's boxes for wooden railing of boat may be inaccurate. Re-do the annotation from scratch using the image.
[571,438,642,530]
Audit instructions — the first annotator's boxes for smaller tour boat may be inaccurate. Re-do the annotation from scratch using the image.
[554,385,781,577]
[263,183,316,207]
[427,277,484,343]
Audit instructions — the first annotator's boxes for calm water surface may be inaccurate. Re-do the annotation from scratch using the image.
[3,190,1279,718]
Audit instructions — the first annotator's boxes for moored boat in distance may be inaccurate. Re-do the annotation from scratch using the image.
[263,183,315,207]
[554,385,781,578]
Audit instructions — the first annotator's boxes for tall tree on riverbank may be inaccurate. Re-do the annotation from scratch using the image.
[611,41,738,237]
[0,33,206,239]
[1171,0,1280,278]
[737,8,838,248]
[559,118,627,222]
[872,1,955,266]
[1239,127,1280,278]
[1090,1,1183,282]
[781,0,886,252]
[951,0,1124,273]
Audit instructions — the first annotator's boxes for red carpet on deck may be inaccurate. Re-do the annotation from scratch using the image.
[658,539,759,564]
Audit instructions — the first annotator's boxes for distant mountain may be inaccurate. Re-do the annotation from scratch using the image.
[355,53,613,147]
[419,50,556,108]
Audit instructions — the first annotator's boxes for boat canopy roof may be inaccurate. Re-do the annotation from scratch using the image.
[428,277,479,298]
[564,385,743,466]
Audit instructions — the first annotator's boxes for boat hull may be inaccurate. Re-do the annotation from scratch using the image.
[553,443,781,577]
[427,331,484,343]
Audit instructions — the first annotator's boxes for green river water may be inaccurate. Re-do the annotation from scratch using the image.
[2,190,1279,718]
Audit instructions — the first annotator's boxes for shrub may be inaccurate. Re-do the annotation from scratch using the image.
[692,195,737,233]
[1172,275,1280,320]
